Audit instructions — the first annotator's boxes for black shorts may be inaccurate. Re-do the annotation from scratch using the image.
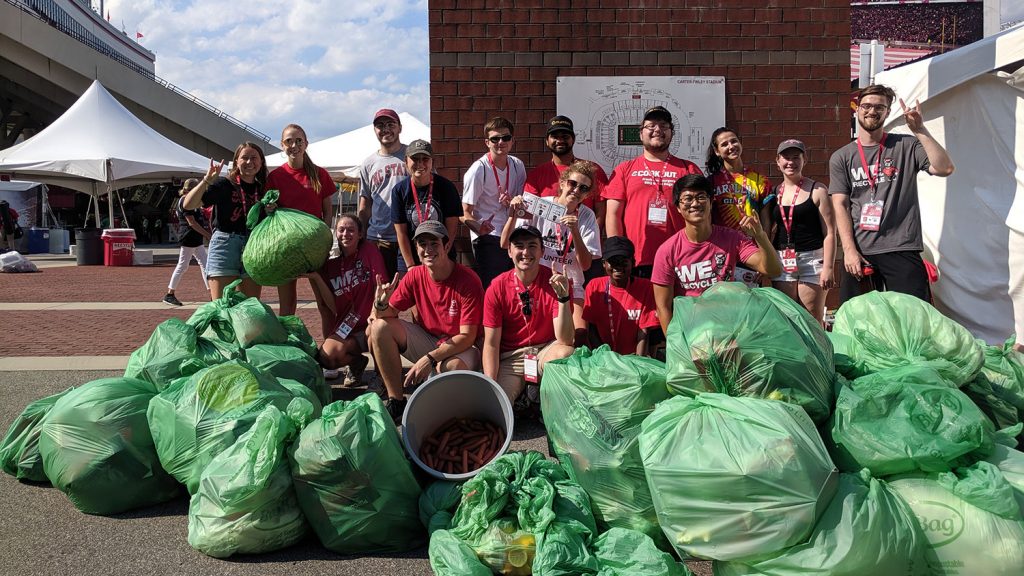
[839,250,930,304]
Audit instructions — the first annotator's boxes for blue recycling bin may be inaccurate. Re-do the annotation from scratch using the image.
[27,228,50,254]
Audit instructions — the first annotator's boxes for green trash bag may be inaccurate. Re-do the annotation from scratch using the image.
[242,189,333,287]
[828,364,996,476]
[664,282,835,424]
[591,527,692,576]
[831,291,983,385]
[714,469,930,576]
[245,343,331,406]
[186,279,289,349]
[420,480,464,535]
[986,444,1024,512]
[277,378,323,419]
[39,378,180,515]
[279,315,319,357]
[125,318,211,390]
[288,393,423,554]
[977,336,1024,411]
[964,373,1021,437]
[429,528,493,576]
[889,463,1024,576]
[541,345,672,550]
[187,398,314,558]
[638,394,838,561]
[147,359,296,494]
[0,387,73,481]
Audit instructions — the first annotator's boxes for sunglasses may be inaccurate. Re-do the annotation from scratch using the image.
[488,134,513,144]
[566,179,592,194]
[518,290,532,317]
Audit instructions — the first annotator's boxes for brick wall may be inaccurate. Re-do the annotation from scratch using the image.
[428,0,851,187]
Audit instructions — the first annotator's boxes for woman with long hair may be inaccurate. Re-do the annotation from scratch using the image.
[267,123,336,316]
[183,142,267,299]
[162,178,210,305]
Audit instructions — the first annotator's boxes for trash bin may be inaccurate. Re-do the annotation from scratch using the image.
[26,228,49,254]
[402,370,514,481]
[101,228,136,266]
[74,228,104,266]
[48,228,69,254]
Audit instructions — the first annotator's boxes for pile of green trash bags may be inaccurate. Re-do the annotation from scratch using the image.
[828,363,996,476]
[638,393,838,561]
[288,393,424,554]
[664,282,835,424]
[540,345,672,550]
[0,387,73,481]
[830,291,983,385]
[964,337,1024,445]
[188,398,314,558]
[241,189,333,287]
[246,343,330,407]
[147,360,298,494]
[39,377,180,515]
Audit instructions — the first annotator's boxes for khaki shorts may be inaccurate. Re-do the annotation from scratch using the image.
[399,319,481,370]
[496,341,559,403]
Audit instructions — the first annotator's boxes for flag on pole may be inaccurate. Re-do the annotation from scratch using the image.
[136,31,144,39]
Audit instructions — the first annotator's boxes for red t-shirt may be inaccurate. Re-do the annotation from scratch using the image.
[267,164,335,218]
[709,168,772,231]
[524,160,610,211]
[582,276,660,355]
[602,155,703,266]
[390,263,484,339]
[318,241,386,335]
[483,266,561,352]
[650,225,759,297]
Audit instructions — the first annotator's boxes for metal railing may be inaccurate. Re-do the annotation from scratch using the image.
[5,0,271,143]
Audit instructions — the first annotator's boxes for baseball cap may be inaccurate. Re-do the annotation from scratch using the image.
[412,219,448,242]
[603,236,635,261]
[407,139,432,157]
[643,106,672,124]
[509,224,542,243]
[546,115,575,135]
[776,139,806,155]
[373,108,400,124]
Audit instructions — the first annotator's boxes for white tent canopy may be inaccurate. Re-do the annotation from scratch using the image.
[265,112,431,177]
[876,24,1024,345]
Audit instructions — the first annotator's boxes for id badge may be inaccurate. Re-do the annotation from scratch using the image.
[523,350,539,383]
[859,200,884,231]
[781,247,798,273]
[334,311,360,339]
[647,203,668,224]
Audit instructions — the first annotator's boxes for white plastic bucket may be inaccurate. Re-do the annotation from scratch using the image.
[402,370,514,481]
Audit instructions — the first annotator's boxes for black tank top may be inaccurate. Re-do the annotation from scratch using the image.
[770,181,825,252]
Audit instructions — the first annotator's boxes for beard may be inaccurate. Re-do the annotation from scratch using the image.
[857,114,884,132]
[645,140,670,154]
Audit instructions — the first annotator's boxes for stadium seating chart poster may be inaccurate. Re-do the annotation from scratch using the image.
[556,76,726,176]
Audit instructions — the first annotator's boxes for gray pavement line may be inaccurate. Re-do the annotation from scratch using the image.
[0,356,131,371]
[0,301,320,311]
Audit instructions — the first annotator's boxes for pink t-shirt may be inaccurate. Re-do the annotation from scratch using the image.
[650,225,759,297]
[483,266,561,352]
[318,241,386,335]
[582,276,660,355]
[602,155,703,266]
[267,164,335,218]
[389,263,484,339]
[524,160,609,211]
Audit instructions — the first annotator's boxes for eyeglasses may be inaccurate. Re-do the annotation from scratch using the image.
[566,179,592,194]
[283,138,305,146]
[518,290,532,317]
[374,121,398,130]
[642,123,672,133]
[858,103,889,113]
[488,134,513,144]
[678,193,710,206]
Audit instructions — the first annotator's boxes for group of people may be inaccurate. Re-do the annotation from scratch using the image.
[171,84,954,423]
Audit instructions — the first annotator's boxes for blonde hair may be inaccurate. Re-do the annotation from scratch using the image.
[180,178,200,196]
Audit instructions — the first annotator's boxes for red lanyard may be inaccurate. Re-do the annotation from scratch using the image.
[410,177,434,224]
[643,158,667,202]
[234,176,249,215]
[777,178,803,244]
[488,153,510,197]
[856,132,887,200]
[553,220,574,258]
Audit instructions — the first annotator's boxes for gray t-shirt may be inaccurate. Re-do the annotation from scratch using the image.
[358,144,408,241]
[828,133,930,255]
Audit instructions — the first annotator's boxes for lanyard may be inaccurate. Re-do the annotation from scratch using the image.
[605,278,620,347]
[513,272,539,346]
[488,153,510,197]
[553,219,574,258]
[410,177,434,224]
[856,132,887,201]
[643,158,667,202]
[725,168,754,215]
[777,178,803,245]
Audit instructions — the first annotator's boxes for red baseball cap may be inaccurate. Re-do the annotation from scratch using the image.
[373,109,400,124]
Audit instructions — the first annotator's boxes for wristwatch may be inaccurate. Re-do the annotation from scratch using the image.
[556,294,571,303]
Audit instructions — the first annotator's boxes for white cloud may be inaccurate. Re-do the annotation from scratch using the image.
[103,0,429,143]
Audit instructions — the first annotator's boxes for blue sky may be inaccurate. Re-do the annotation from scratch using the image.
[104,0,430,143]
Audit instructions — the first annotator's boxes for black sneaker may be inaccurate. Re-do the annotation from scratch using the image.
[162,293,183,306]
[383,396,407,424]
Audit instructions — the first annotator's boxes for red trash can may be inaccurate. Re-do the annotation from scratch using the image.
[101,228,136,266]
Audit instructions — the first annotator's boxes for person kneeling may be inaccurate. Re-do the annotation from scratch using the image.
[366,220,484,422]
[483,224,575,417]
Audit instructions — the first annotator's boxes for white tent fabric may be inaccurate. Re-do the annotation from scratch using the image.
[0,80,209,194]
[876,24,1024,345]
[265,112,431,177]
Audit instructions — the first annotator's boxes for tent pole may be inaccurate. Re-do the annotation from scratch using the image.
[92,183,101,227]
[107,183,114,228]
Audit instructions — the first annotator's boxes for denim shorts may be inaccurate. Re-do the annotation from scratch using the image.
[206,230,248,278]
[772,247,825,284]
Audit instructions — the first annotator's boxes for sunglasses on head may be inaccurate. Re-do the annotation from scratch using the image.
[566,179,592,194]
[518,290,532,317]
[488,134,513,144]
